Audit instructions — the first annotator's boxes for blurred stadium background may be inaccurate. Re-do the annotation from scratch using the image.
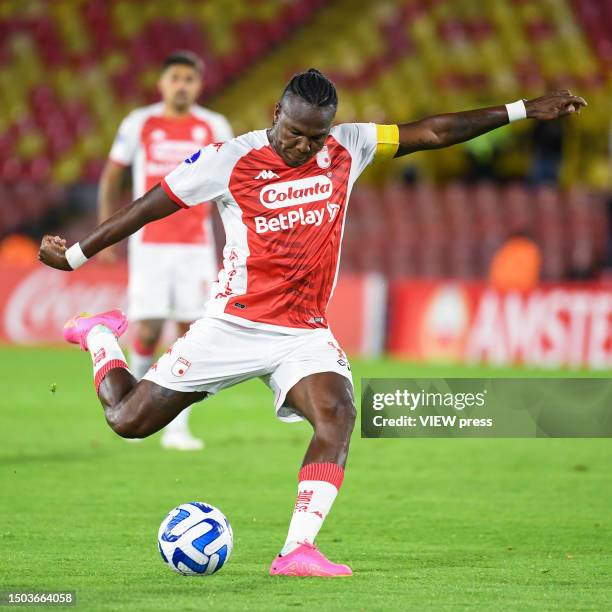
[1,4,611,608]
[0,0,610,368]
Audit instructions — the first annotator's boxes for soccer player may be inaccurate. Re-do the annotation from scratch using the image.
[98,51,233,450]
[39,70,585,577]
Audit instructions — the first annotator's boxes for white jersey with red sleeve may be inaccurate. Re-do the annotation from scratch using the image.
[161,123,391,333]
[108,102,233,246]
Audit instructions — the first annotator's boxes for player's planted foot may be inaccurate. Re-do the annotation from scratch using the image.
[160,407,203,451]
[160,431,204,451]
[269,542,352,577]
[63,310,128,350]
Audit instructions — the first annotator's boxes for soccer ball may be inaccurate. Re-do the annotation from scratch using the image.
[157,502,233,576]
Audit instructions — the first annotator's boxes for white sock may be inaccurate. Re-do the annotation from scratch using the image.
[87,325,129,393]
[130,351,154,380]
[281,462,344,556]
[163,406,193,436]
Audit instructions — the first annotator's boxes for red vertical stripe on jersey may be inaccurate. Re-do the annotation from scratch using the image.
[225,136,353,329]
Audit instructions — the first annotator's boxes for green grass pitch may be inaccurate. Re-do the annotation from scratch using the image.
[1,346,610,611]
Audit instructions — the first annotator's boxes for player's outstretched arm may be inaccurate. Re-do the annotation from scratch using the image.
[394,90,587,157]
[38,184,181,271]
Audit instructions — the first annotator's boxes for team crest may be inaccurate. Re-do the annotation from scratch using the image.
[171,357,191,377]
[316,145,331,169]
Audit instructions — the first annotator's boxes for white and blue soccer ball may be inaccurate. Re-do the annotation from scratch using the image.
[158,502,233,576]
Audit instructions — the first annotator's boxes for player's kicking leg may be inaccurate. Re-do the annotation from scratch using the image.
[270,372,355,578]
[64,310,205,439]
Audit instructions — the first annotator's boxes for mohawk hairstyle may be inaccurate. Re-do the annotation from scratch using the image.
[282,68,338,107]
[162,50,204,75]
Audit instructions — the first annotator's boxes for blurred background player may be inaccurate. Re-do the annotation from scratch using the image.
[98,50,233,450]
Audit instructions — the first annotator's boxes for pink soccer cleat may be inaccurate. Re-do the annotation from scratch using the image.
[269,542,352,578]
[63,309,128,350]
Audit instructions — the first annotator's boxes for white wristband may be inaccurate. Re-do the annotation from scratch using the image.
[505,99,527,123]
[65,242,88,270]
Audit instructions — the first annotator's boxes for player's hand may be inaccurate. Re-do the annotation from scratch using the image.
[525,90,587,120]
[38,235,72,271]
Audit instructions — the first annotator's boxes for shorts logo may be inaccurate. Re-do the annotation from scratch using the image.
[316,145,331,169]
[184,150,201,164]
[171,357,191,377]
[259,175,332,209]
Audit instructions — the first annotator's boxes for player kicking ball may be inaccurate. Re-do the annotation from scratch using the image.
[39,70,585,577]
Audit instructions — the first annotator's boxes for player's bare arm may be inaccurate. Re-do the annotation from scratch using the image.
[96,160,126,262]
[394,90,587,156]
[38,184,181,271]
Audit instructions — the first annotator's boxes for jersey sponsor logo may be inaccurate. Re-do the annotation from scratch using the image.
[327,202,340,221]
[255,206,325,233]
[171,357,191,377]
[259,175,332,209]
[255,169,280,180]
[184,149,201,164]
[153,140,198,161]
[254,200,341,234]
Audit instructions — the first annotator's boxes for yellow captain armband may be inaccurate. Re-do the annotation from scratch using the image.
[375,124,399,160]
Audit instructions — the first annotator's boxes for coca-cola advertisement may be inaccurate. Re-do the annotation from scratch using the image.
[0,263,128,344]
[0,264,385,356]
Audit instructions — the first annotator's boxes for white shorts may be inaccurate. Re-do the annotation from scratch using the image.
[142,316,353,423]
[128,243,217,322]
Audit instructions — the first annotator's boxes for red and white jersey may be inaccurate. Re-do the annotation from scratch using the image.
[161,123,387,333]
[109,102,233,245]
